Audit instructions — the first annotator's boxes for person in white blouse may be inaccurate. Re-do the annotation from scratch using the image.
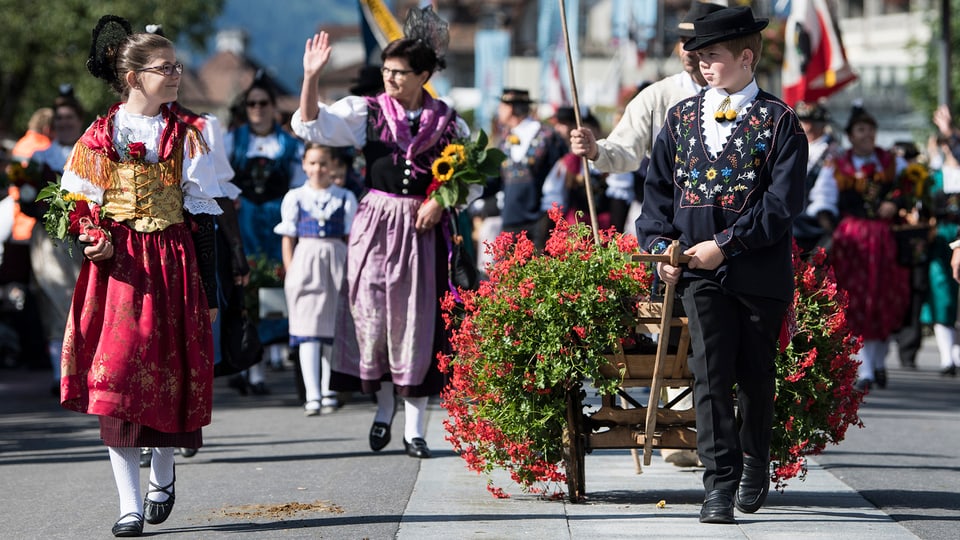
[57,15,223,537]
[291,10,472,459]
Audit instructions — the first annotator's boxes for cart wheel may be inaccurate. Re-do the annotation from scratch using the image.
[563,382,586,503]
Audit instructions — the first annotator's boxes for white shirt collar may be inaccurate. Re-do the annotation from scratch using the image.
[704,79,760,114]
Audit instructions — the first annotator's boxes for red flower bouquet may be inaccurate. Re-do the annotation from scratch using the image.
[439,207,653,497]
[771,246,864,490]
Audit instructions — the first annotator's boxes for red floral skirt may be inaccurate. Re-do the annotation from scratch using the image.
[831,217,909,340]
[60,221,214,435]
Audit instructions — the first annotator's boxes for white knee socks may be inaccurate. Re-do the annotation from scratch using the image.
[857,339,889,380]
[933,323,959,368]
[108,446,142,522]
[148,447,175,502]
[403,396,429,443]
[320,344,335,404]
[300,341,322,404]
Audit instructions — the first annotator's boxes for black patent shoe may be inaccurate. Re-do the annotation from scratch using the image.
[941,365,957,377]
[143,474,175,525]
[873,368,888,389]
[853,378,871,393]
[735,454,770,513]
[699,490,735,524]
[403,437,432,459]
[112,512,143,537]
[369,422,391,451]
[179,447,198,458]
[139,447,152,468]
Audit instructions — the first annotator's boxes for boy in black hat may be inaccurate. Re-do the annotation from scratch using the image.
[636,6,807,524]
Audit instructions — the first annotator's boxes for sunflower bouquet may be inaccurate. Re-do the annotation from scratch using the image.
[428,129,506,208]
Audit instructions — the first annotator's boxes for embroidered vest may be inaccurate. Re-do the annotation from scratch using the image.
[102,150,185,233]
[671,97,776,213]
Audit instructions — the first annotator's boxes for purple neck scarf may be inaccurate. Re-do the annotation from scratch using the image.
[374,90,455,174]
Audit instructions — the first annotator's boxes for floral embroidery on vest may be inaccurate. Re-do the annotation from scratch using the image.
[672,98,774,212]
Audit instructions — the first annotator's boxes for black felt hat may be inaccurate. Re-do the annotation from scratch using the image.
[794,100,831,123]
[500,88,533,104]
[682,6,768,51]
[677,2,727,39]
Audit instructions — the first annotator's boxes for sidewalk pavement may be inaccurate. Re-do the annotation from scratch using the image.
[398,403,920,540]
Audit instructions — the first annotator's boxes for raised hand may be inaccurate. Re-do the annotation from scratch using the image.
[303,32,332,79]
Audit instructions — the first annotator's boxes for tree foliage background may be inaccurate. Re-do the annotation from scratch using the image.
[906,0,960,127]
[0,0,224,137]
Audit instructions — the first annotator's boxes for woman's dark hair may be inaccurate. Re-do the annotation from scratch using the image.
[54,84,85,119]
[243,76,278,106]
[381,38,444,75]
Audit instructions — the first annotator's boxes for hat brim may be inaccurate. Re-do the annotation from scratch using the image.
[682,20,768,51]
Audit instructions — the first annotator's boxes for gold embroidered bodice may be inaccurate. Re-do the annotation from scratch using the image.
[102,157,184,233]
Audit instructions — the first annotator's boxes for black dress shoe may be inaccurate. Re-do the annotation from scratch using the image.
[249,382,270,395]
[699,489,735,523]
[873,368,888,389]
[403,437,432,459]
[853,378,871,393]
[227,374,248,396]
[143,475,175,525]
[735,454,770,513]
[369,422,391,451]
[941,365,957,377]
[179,447,198,458]
[111,512,143,537]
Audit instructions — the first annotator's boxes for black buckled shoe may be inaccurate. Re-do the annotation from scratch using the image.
[369,422,391,451]
[699,489,735,524]
[111,512,144,537]
[735,454,770,514]
[143,475,176,525]
[403,437,432,459]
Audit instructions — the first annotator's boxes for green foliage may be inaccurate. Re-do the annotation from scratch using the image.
[0,0,224,136]
[905,0,960,125]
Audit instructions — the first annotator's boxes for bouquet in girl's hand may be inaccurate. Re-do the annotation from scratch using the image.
[428,129,506,208]
[37,181,109,254]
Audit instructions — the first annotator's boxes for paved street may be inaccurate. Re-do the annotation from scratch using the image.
[0,336,957,539]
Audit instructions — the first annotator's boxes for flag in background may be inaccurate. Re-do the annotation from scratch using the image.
[538,0,580,114]
[474,29,511,132]
[781,0,857,105]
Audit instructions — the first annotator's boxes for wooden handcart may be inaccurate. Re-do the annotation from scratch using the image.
[563,243,695,502]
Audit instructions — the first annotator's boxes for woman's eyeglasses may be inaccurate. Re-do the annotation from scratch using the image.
[136,63,183,77]
[246,100,272,108]
[381,67,415,79]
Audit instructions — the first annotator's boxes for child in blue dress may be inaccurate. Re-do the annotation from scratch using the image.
[274,143,358,415]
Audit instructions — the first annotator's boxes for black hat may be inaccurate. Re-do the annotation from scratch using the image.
[554,106,598,127]
[794,100,830,123]
[501,88,533,104]
[350,65,384,96]
[677,2,727,39]
[845,102,877,133]
[682,6,769,51]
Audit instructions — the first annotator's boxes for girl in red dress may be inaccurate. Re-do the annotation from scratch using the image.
[815,105,909,390]
[58,16,222,537]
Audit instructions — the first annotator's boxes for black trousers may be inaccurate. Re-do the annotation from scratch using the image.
[679,279,788,493]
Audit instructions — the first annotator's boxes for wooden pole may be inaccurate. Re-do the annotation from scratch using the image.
[557,0,600,245]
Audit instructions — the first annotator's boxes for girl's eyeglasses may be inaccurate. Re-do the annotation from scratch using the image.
[137,63,184,77]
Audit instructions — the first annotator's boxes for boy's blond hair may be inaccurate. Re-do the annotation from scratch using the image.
[719,32,764,71]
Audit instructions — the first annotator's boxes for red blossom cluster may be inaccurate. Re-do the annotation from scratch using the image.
[770,245,864,490]
[439,206,652,497]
